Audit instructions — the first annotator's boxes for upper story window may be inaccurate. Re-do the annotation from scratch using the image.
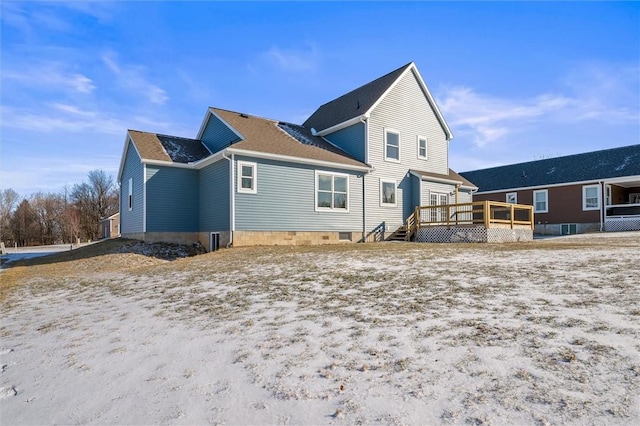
[128,178,133,211]
[380,179,397,207]
[533,189,548,213]
[417,135,427,159]
[237,161,257,194]
[506,192,517,204]
[316,171,348,211]
[583,185,600,210]
[384,128,400,162]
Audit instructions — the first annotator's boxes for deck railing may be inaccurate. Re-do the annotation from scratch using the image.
[407,201,534,237]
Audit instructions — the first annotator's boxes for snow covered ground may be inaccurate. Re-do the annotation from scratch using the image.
[1,233,639,425]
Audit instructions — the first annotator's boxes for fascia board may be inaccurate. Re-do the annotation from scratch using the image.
[117,133,141,183]
[365,63,454,141]
[226,148,372,173]
[316,115,366,136]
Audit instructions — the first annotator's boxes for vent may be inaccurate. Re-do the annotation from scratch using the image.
[240,113,249,118]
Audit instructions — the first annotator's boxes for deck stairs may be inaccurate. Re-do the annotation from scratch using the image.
[387,211,418,242]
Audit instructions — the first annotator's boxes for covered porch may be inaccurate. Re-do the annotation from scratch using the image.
[397,201,534,243]
[604,176,640,232]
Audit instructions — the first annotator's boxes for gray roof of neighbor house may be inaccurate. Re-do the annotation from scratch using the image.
[212,108,369,169]
[411,169,478,190]
[128,130,211,163]
[459,144,640,193]
[303,62,413,132]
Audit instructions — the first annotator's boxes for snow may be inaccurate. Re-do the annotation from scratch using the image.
[279,123,323,148]
[1,233,639,424]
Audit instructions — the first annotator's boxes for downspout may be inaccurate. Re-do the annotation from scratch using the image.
[599,180,604,232]
[223,152,235,248]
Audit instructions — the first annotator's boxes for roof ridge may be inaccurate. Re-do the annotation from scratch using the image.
[313,62,413,109]
[210,107,279,124]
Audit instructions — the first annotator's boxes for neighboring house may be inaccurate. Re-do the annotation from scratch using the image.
[100,213,120,239]
[460,144,640,235]
[117,62,476,249]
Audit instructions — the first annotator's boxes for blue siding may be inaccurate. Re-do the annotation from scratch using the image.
[145,166,199,232]
[120,141,144,234]
[200,112,241,154]
[411,174,421,208]
[234,156,363,232]
[199,159,230,231]
[323,122,365,162]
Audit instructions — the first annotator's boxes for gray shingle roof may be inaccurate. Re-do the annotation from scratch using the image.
[303,63,413,132]
[460,144,640,193]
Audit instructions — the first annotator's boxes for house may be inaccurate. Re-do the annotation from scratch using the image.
[100,213,120,239]
[460,144,640,235]
[117,62,477,250]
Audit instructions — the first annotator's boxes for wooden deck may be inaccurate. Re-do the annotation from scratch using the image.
[400,201,534,242]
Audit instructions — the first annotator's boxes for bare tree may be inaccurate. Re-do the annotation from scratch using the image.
[0,188,20,243]
[31,192,65,245]
[70,170,118,241]
[10,199,39,246]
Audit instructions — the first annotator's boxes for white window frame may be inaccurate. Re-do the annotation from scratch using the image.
[417,135,428,160]
[128,178,133,211]
[237,161,257,194]
[582,184,600,211]
[384,128,400,163]
[380,179,398,207]
[315,171,349,212]
[506,192,517,204]
[533,189,548,213]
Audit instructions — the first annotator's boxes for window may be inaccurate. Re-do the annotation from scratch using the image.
[533,189,548,213]
[380,179,397,207]
[506,192,517,204]
[128,178,133,211]
[338,232,352,241]
[384,129,400,162]
[417,136,427,159]
[583,185,600,210]
[316,172,348,211]
[237,161,257,194]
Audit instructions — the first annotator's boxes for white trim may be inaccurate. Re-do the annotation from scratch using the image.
[117,134,141,182]
[364,117,369,165]
[533,189,548,213]
[226,148,371,172]
[315,170,350,212]
[230,154,235,232]
[384,127,401,163]
[582,184,601,211]
[314,63,453,141]
[367,63,453,141]
[141,159,195,169]
[409,170,477,190]
[380,178,398,208]
[417,135,428,160]
[128,178,133,211]
[237,161,257,194]
[475,175,640,195]
[196,108,245,142]
[315,116,364,137]
[506,192,517,204]
[142,164,147,232]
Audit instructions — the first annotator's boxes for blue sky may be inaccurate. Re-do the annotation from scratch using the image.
[1,1,638,197]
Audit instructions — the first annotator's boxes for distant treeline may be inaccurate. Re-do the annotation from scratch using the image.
[0,170,118,247]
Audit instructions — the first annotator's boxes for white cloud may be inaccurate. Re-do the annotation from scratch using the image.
[260,44,319,72]
[101,54,169,105]
[2,64,96,94]
[438,64,639,148]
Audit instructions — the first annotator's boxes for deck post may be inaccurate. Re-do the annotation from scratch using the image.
[510,204,515,229]
[484,200,490,228]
